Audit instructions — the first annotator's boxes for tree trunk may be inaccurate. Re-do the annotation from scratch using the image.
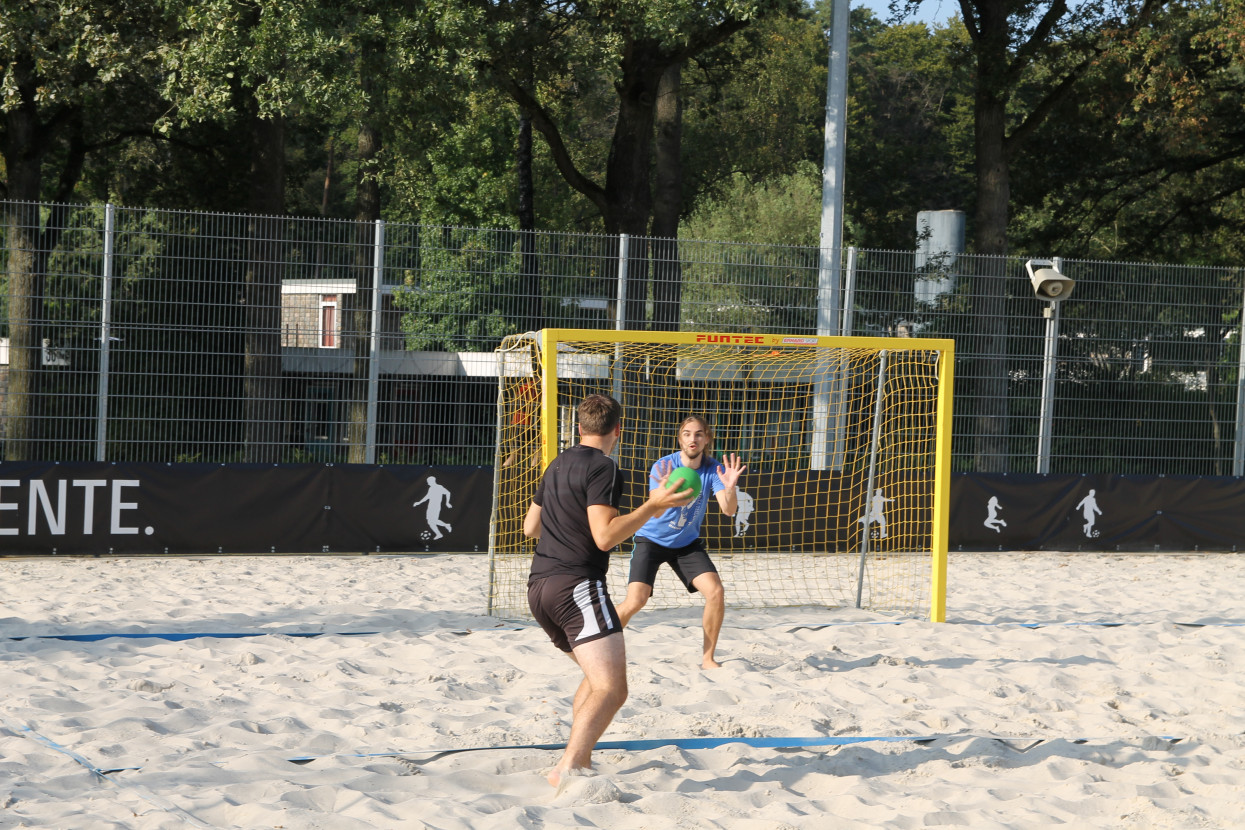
[604,39,664,237]
[242,111,287,464]
[608,39,668,329]
[2,56,47,461]
[517,108,542,332]
[970,12,1013,473]
[650,62,684,332]
[346,110,382,464]
[3,200,43,462]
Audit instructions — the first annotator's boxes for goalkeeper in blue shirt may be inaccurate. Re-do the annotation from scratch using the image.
[617,415,747,669]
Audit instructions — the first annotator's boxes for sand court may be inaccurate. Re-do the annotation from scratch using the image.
[1,551,1243,829]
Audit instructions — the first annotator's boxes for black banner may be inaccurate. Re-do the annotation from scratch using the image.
[4,464,1245,556]
[951,472,1245,552]
[0,462,493,555]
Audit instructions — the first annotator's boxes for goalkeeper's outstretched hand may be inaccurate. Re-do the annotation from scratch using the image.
[716,453,747,490]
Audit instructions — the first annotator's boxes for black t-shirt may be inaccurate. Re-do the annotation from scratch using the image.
[528,443,624,583]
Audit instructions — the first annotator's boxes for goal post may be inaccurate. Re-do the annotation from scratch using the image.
[488,328,953,622]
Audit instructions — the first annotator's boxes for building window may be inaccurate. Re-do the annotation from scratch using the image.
[320,295,339,348]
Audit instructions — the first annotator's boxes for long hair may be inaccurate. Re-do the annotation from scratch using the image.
[678,414,713,446]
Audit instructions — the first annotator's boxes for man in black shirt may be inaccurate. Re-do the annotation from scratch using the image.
[523,393,692,789]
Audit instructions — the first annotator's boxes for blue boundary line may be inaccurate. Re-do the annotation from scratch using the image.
[781,621,1245,630]
[3,721,1184,775]
[285,733,1183,765]
[3,631,382,642]
[3,620,1240,643]
[287,734,922,763]
[1,715,214,828]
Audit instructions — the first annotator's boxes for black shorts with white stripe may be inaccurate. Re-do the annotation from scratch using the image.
[528,573,621,653]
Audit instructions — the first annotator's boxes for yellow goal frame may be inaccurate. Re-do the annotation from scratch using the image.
[490,328,952,622]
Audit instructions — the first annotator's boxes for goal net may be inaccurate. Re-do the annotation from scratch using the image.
[488,329,952,621]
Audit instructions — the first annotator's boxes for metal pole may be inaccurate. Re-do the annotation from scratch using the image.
[841,245,857,336]
[615,233,629,332]
[612,234,628,408]
[812,1,850,468]
[364,219,384,464]
[817,0,849,337]
[1234,280,1245,476]
[856,350,888,609]
[827,245,860,469]
[1036,256,1064,474]
[95,203,116,462]
[1036,301,1059,474]
[811,246,855,471]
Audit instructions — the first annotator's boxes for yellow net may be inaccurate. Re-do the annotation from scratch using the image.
[489,329,952,621]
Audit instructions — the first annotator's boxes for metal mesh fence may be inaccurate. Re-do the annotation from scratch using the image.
[3,200,1243,475]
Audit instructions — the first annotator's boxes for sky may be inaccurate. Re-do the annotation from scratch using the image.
[852,0,960,27]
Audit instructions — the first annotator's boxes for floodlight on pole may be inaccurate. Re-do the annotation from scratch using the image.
[1026,258,1075,301]
[1031,258,1069,474]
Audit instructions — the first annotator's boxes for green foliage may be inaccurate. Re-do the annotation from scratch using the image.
[843,10,974,249]
[156,0,351,129]
[684,161,822,245]
[680,163,821,331]
[682,11,827,203]
[4,0,1243,263]
[1010,0,1245,265]
[391,232,521,351]
[387,88,520,228]
[0,0,165,113]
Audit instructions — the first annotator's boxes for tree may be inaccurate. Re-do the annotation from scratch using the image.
[473,0,799,326]
[893,0,1166,471]
[159,0,352,462]
[683,9,828,207]
[1011,0,1245,264]
[840,10,974,249]
[2,0,167,460]
[680,163,823,332]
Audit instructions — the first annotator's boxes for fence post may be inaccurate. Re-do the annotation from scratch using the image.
[1036,301,1060,474]
[615,233,629,331]
[1234,280,1245,476]
[612,233,629,406]
[840,245,857,336]
[364,219,384,464]
[95,203,116,462]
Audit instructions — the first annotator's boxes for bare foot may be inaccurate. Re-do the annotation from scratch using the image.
[702,657,721,669]
[547,763,588,790]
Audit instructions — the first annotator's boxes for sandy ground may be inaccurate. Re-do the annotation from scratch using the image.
[1,550,1242,829]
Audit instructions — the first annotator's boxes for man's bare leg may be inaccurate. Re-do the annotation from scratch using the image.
[615,582,653,628]
[549,633,628,788]
[692,571,725,669]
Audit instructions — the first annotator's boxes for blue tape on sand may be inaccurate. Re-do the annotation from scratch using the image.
[285,733,1184,765]
[783,621,1245,631]
[1,715,214,828]
[5,631,381,642]
[1,716,115,778]
[287,734,953,764]
[3,621,1238,644]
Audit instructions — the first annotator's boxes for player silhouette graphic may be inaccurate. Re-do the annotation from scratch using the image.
[413,475,454,540]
